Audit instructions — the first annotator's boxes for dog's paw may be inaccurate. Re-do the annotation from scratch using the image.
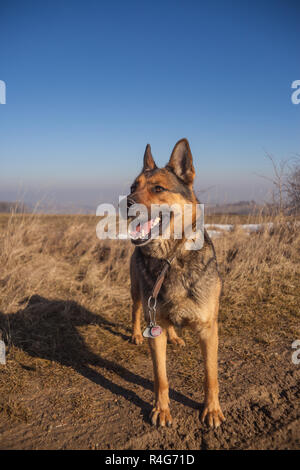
[150,406,173,427]
[131,332,144,345]
[201,403,225,429]
[169,335,185,347]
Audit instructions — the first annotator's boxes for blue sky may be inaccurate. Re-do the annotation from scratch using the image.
[0,0,299,208]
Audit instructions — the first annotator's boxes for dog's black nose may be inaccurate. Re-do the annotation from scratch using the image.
[118,195,135,220]
[127,196,136,209]
[125,195,137,219]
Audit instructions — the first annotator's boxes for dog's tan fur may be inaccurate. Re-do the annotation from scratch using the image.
[128,139,225,428]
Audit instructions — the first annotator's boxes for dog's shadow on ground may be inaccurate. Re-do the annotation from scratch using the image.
[0,295,200,421]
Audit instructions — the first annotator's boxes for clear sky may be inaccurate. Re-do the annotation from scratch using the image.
[0,0,299,209]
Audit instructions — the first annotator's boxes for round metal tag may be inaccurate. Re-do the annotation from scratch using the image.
[150,325,162,337]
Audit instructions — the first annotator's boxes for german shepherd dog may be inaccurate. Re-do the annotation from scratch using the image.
[127,139,225,428]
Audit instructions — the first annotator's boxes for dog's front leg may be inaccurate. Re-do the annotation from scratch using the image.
[199,320,225,428]
[131,299,143,345]
[148,328,172,427]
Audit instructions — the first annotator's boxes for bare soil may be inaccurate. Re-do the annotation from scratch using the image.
[0,295,299,450]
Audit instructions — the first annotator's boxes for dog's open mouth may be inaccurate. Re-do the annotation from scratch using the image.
[128,215,161,246]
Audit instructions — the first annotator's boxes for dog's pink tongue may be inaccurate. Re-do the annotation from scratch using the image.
[141,219,153,235]
[131,219,152,237]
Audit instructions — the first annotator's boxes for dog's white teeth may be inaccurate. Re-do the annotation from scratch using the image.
[130,217,160,241]
[152,217,160,227]
[131,232,141,240]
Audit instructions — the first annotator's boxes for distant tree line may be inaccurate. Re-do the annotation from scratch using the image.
[0,201,30,213]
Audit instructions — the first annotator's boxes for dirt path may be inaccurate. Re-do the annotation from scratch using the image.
[0,297,299,450]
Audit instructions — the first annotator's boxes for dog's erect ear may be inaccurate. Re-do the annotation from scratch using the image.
[167,138,195,186]
[143,144,157,171]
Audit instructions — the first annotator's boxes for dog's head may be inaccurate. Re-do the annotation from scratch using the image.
[127,138,198,247]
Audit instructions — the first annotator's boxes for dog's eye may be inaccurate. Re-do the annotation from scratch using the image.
[154,185,165,193]
[130,184,137,193]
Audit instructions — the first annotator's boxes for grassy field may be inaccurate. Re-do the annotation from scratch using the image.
[0,212,299,449]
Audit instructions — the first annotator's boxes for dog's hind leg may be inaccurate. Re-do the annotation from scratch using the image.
[167,325,185,346]
[148,329,172,427]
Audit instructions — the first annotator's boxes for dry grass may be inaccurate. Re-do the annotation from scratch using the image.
[217,220,300,340]
[1,211,299,327]
[0,211,299,429]
[0,213,130,314]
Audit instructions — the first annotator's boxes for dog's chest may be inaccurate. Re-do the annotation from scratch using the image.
[158,265,209,324]
[141,259,215,326]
